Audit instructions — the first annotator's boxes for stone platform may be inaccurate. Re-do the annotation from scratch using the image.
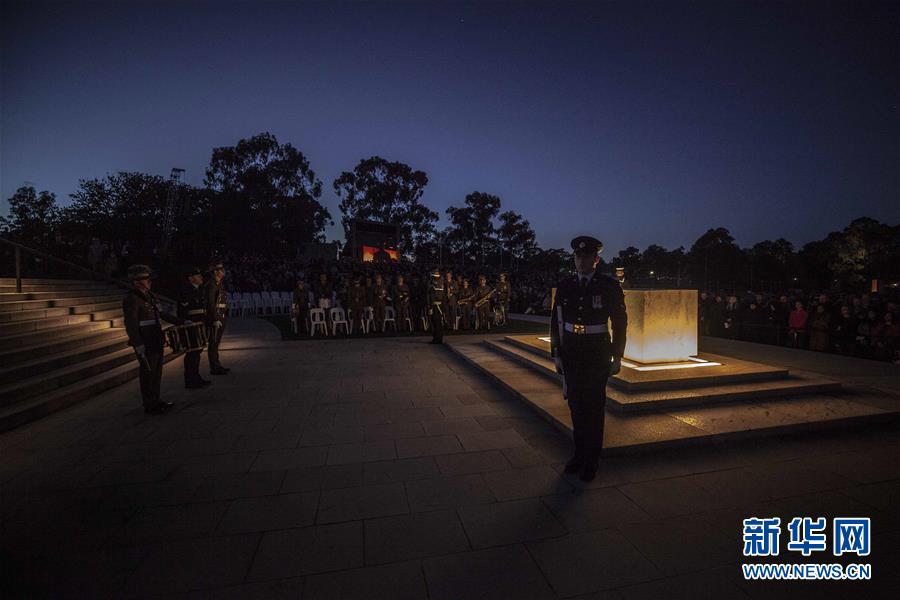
[446,335,899,454]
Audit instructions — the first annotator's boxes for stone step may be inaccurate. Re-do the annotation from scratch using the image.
[0,306,72,323]
[0,328,126,367]
[485,339,842,412]
[500,335,791,392]
[0,350,179,432]
[0,333,130,386]
[0,320,115,352]
[0,294,124,313]
[90,307,123,321]
[0,288,124,303]
[0,313,94,337]
[70,300,123,315]
[447,341,898,455]
[0,347,137,407]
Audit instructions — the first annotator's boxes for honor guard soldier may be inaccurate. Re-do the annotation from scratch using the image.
[204,260,230,375]
[178,267,211,389]
[292,278,311,335]
[372,274,389,332]
[122,264,181,414]
[347,276,367,333]
[444,270,459,330]
[550,236,627,481]
[457,278,474,330]
[427,269,445,344]
[496,273,511,325]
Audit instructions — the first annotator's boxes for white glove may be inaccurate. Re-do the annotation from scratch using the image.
[609,356,622,376]
[134,344,146,358]
[213,321,223,328]
[554,356,564,375]
[428,309,433,316]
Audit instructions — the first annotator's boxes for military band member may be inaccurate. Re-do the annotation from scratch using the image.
[444,270,459,330]
[122,264,181,414]
[427,269,445,344]
[372,274,389,332]
[457,278,474,330]
[292,278,311,335]
[394,275,412,332]
[496,273,511,325]
[178,267,211,389]
[314,273,334,310]
[347,276,367,333]
[204,260,230,375]
[474,275,493,331]
[550,236,627,481]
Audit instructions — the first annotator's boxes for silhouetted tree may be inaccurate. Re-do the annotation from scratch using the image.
[1,186,59,246]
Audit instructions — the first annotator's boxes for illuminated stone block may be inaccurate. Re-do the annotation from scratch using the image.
[623,289,697,363]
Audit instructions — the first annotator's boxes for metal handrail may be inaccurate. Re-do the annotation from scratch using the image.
[0,237,176,306]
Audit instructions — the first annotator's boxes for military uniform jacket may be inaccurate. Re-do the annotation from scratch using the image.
[373,283,389,305]
[394,284,411,305]
[458,286,474,306]
[204,279,228,325]
[178,283,207,322]
[122,289,179,353]
[427,281,445,309]
[496,281,511,303]
[348,284,366,309]
[474,285,493,307]
[444,280,459,306]
[550,272,627,359]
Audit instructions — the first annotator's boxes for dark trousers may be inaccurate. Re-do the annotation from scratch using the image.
[476,306,491,329]
[560,339,610,466]
[459,304,471,329]
[184,350,202,384]
[207,321,226,369]
[139,352,164,407]
[430,307,444,343]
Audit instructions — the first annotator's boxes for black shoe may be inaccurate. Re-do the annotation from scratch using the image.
[210,367,230,375]
[185,381,205,389]
[564,455,583,474]
[578,462,598,482]
[160,400,175,412]
[144,402,165,415]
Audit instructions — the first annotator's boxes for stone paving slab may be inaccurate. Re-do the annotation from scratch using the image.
[1,319,898,597]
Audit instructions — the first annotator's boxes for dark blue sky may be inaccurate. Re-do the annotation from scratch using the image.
[2,0,897,256]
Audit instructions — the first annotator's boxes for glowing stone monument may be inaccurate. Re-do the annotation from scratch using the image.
[622,289,697,364]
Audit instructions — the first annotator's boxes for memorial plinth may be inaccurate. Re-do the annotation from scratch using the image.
[623,289,697,364]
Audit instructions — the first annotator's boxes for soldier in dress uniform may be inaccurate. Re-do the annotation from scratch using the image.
[347,275,367,334]
[314,273,334,310]
[292,278,311,335]
[178,266,211,389]
[443,270,459,330]
[122,264,181,414]
[204,260,231,375]
[457,278,474,330]
[427,269,445,344]
[394,274,412,332]
[496,273,511,325]
[372,274,389,332]
[474,275,494,330]
[550,236,627,481]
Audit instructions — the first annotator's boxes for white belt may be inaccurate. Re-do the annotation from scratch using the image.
[187,309,205,315]
[564,322,608,334]
[139,319,158,326]
[216,303,227,308]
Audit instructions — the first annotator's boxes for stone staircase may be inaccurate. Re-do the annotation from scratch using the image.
[447,336,900,454]
[0,278,174,431]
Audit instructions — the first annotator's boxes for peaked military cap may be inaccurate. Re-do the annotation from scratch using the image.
[209,259,225,271]
[431,269,442,278]
[185,266,202,277]
[571,236,603,255]
[127,264,153,280]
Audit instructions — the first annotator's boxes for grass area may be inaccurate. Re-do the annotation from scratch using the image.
[261,314,548,341]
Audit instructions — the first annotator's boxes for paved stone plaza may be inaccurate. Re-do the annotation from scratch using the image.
[2,318,899,598]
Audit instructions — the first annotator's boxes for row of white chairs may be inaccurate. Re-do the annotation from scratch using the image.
[296,307,418,336]
[226,291,293,317]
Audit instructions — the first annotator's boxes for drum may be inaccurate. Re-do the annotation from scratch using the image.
[164,323,208,355]
[164,326,185,355]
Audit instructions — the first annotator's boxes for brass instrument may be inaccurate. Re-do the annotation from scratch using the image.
[474,287,495,308]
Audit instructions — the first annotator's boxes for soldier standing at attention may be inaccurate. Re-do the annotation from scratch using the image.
[550,236,627,481]
[457,278,474,330]
[474,275,493,331]
[394,274,412,332]
[122,264,181,414]
[372,274,389,333]
[178,266,211,389]
[427,269,445,344]
[292,278,311,335]
[348,275,367,334]
[444,270,459,330]
[204,260,231,375]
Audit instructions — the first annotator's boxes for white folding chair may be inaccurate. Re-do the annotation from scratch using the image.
[330,307,350,335]
[383,306,397,332]
[280,291,292,314]
[420,308,429,331]
[308,308,328,337]
[249,292,262,315]
[361,306,375,334]
[398,307,413,332]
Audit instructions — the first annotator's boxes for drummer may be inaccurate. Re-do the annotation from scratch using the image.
[178,266,212,389]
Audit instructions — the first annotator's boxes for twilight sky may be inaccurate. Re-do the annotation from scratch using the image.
[1,0,897,256]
